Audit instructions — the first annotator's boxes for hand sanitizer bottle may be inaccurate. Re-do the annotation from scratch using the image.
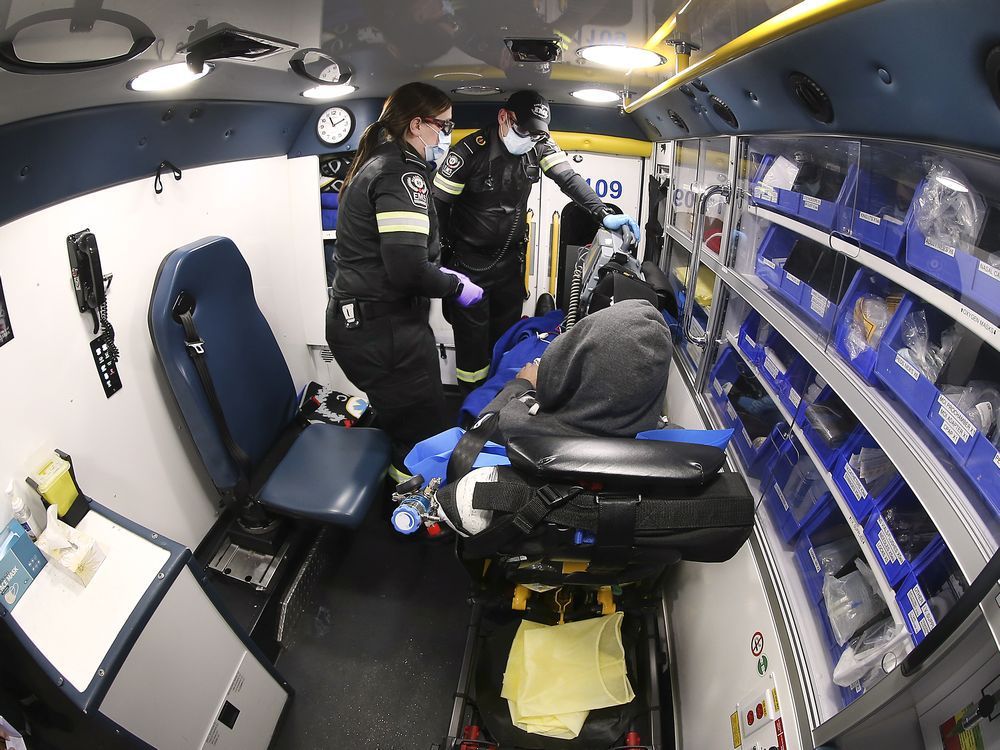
[6,481,40,540]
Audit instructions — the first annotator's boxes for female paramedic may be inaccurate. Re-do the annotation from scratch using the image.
[327,82,484,483]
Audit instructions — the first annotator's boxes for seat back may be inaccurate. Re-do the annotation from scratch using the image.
[148,237,297,492]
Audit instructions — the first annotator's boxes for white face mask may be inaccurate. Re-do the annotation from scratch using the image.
[418,124,451,168]
[502,124,535,156]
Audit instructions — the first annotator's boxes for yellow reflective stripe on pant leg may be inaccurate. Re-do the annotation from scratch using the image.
[456,365,490,383]
[388,464,412,484]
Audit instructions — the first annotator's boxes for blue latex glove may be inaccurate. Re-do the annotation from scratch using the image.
[441,268,485,307]
[602,212,641,241]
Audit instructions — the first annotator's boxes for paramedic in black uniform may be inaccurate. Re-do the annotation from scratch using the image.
[328,82,484,484]
[432,90,640,392]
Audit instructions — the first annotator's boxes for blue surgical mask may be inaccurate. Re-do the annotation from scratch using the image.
[419,126,451,168]
[502,125,535,156]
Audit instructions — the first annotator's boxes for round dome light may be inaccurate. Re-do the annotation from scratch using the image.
[128,62,213,92]
[452,85,503,96]
[570,88,620,104]
[302,84,357,100]
[577,44,666,70]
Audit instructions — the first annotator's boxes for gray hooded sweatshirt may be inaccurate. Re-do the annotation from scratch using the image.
[481,299,673,441]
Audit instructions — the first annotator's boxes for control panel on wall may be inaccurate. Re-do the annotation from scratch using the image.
[67,230,121,397]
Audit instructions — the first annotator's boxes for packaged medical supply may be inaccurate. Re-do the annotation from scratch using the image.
[0,519,46,612]
[35,505,104,586]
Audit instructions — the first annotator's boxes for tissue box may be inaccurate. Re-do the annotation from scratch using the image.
[36,506,105,586]
[0,519,47,612]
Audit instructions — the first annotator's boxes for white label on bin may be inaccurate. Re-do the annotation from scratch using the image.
[859,211,882,226]
[713,378,724,397]
[754,184,778,203]
[883,214,905,225]
[726,402,737,420]
[978,260,1000,282]
[909,582,926,607]
[760,257,777,270]
[743,334,756,350]
[993,451,1000,471]
[786,272,802,286]
[774,482,789,511]
[763,355,782,379]
[908,609,920,633]
[802,196,822,211]
[925,237,957,257]
[877,516,905,564]
[789,388,802,408]
[959,306,1000,338]
[844,464,868,501]
[742,427,753,447]
[940,418,966,445]
[938,395,975,440]
[809,547,821,574]
[810,289,830,315]
[895,353,921,380]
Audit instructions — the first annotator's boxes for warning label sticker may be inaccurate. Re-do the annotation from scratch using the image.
[751,631,765,657]
[730,712,742,748]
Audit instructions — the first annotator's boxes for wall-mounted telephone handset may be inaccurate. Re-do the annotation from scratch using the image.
[67,229,122,397]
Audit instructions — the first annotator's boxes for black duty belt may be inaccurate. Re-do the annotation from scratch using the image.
[331,296,425,320]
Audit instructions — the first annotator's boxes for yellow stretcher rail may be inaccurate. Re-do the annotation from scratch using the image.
[450,130,652,159]
[624,0,884,113]
[524,209,535,293]
[548,212,561,298]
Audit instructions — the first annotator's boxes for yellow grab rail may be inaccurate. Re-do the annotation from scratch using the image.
[548,212,561,297]
[524,209,535,294]
[624,0,884,113]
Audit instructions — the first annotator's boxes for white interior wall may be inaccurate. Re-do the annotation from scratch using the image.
[0,155,326,548]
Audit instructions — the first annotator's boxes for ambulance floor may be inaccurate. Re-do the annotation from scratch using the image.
[270,495,472,749]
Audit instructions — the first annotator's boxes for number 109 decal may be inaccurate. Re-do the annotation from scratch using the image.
[585,177,623,200]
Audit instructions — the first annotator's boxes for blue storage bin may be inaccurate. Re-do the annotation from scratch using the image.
[737,311,767,366]
[731,421,786,480]
[794,501,857,603]
[862,483,941,588]
[832,431,904,524]
[924,388,981,464]
[762,435,831,543]
[966,432,1000,518]
[754,225,798,304]
[750,153,853,230]
[895,541,963,645]
[835,166,909,260]
[832,272,902,386]
[874,295,940,420]
[759,328,815,417]
[707,346,743,410]
[797,383,861,468]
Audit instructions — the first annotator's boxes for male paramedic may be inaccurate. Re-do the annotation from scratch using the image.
[432,90,640,392]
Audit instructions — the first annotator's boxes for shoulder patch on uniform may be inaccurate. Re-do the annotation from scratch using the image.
[401,172,429,208]
[440,151,464,178]
[475,134,487,146]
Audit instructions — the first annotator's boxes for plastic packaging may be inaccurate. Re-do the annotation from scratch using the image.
[941,382,1000,441]
[805,403,853,447]
[782,456,824,522]
[832,618,910,687]
[914,158,986,252]
[899,311,961,382]
[823,559,886,645]
[502,613,634,739]
[848,447,899,498]
[5,481,40,541]
[844,295,891,361]
[812,537,858,577]
[35,505,105,586]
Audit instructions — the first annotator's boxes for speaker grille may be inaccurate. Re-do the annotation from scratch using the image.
[709,95,739,129]
[788,71,834,124]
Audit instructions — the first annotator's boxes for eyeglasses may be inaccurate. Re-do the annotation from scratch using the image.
[511,120,547,143]
[422,116,455,135]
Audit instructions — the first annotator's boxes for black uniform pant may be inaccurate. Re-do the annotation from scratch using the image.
[447,257,525,393]
[326,297,448,480]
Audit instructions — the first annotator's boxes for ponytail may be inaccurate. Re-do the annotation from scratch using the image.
[342,82,451,188]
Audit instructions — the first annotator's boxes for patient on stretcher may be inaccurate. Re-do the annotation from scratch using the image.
[480,299,673,442]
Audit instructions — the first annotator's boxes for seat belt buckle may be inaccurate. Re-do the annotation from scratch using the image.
[185,339,205,355]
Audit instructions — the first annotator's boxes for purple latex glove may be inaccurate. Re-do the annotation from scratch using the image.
[440,267,484,307]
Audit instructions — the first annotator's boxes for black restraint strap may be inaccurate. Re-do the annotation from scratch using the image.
[591,495,639,573]
[177,307,252,500]
[470,474,754,531]
[447,411,500,485]
[462,484,582,558]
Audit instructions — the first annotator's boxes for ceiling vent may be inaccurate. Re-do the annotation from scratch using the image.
[667,109,689,133]
[788,71,834,124]
[709,95,739,129]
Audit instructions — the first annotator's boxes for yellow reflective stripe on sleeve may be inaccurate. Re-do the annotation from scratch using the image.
[540,151,569,171]
[375,211,429,235]
[388,464,412,484]
[433,172,465,196]
[456,365,490,383]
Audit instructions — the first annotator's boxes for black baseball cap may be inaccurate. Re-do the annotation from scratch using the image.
[504,90,551,134]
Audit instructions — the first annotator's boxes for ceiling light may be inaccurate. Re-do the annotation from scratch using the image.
[302,84,356,100]
[452,85,503,96]
[128,62,213,92]
[577,44,666,70]
[570,88,620,104]
[434,71,484,81]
